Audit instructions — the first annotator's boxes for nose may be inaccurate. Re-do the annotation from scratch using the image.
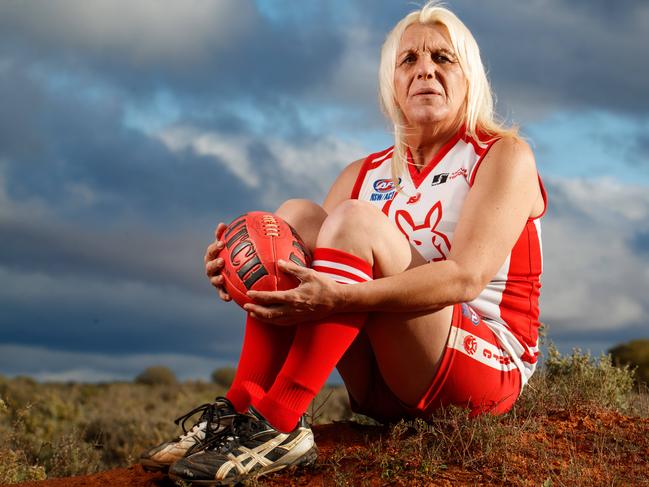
[416,58,435,80]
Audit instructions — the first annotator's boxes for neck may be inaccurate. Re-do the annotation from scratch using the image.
[404,120,462,168]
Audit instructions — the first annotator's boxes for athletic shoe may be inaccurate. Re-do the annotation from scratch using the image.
[168,407,317,485]
[139,397,238,472]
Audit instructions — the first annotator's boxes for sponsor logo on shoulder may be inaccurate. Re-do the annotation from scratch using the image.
[431,168,468,186]
[431,173,448,186]
[370,178,400,202]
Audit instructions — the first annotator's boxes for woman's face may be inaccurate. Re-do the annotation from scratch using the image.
[394,22,467,130]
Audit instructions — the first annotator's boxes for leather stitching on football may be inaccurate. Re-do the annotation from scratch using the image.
[219,211,311,308]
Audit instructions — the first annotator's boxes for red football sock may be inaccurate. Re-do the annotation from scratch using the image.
[226,315,295,413]
[255,248,373,432]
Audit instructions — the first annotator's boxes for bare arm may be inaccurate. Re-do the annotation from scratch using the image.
[340,137,541,313]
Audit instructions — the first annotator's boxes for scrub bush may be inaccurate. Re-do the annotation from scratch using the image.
[134,366,177,386]
[210,366,237,387]
[541,343,635,411]
[609,339,649,386]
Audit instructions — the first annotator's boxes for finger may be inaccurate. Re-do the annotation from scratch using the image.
[205,258,225,277]
[277,259,311,280]
[204,240,226,263]
[210,275,225,288]
[247,289,294,305]
[218,288,231,301]
[243,303,285,320]
[215,222,227,240]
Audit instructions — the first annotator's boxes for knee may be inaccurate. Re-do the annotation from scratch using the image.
[322,200,378,233]
[275,198,323,218]
[318,200,382,245]
[275,199,327,251]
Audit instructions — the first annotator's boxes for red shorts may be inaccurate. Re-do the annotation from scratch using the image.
[348,303,522,422]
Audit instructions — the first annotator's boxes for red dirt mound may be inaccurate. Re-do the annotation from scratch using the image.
[7,409,649,487]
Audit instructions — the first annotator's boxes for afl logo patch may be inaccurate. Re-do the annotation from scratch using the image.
[461,303,480,326]
[463,335,478,355]
[372,178,400,193]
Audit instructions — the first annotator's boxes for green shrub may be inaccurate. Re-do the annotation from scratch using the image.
[0,448,47,483]
[542,343,635,411]
[210,367,237,388]
[609,339,649,386]
[134,366,177,386]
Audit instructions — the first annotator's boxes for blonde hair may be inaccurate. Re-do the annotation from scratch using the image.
[379,1,518,179]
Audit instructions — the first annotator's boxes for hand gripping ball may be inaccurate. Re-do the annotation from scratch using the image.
[219,211,312,308]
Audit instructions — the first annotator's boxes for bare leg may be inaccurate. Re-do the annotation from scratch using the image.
[273,199,379,408]
[317,200,453,407]
[227,199,328,412]
[274,199,328,253]
[274,198,452,408]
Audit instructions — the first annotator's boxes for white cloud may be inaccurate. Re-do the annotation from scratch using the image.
[158,126,261,188]
[156,124,366,206]
[266,136,364,196]
[541,177,649,333]
[554,177,649,222]
[325,25,380,110]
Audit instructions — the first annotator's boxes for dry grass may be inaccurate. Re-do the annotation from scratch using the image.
[1,345,648,486]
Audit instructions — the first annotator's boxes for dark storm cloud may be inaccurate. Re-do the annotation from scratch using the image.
[0,0,346,106]
[630,230,649,256]
[0,33,348,369]
[1,0,648,382]
[347,0,649,117]
[0,271,246,358]
[0,62,255,224]
[628,132,649,168]
[0,216,205,293]
[452,0,649,115]
[2,0,646,125]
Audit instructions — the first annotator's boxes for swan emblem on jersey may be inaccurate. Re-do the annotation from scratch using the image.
[394,201,451,262]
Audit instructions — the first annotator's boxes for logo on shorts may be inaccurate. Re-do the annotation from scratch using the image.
[461,303,480,326]
[463,334,478,355]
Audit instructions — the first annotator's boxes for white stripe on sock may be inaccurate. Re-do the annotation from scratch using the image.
[311,260,372,282]
[315,272,364,285]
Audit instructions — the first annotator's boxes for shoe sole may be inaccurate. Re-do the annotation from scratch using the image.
[168,444,318,486]
[140,458,171,473]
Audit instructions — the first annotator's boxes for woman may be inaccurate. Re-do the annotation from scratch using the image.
[142,2,546,484]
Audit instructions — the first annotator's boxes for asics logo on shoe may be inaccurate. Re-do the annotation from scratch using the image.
[216,428,313,478]
[168,408,317,485]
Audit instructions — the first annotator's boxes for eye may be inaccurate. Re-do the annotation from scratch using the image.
[401,53,417,65]
[432,52,454,64]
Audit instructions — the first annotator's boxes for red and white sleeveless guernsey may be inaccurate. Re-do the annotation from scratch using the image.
[350,129,547,388]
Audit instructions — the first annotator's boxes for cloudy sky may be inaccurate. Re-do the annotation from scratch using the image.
[1,0,647,382]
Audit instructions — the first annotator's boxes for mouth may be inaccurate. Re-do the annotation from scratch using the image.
[412,88,442,97]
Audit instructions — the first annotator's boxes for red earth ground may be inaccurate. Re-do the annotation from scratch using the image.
[6,407,649,487]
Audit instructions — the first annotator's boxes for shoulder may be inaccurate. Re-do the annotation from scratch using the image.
[324,146,395,211]
[335,158,366,192]
[471,136,542,216]
[341,158,365,177]
[477,136,536,180]
[323,158,365,213]
[490,136,534,160]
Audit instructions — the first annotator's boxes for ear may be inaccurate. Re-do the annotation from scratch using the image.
[395,210,414,238]
[425,201,443,230]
